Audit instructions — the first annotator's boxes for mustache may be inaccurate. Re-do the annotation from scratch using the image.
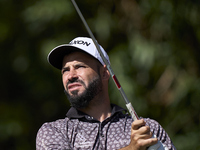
[66,78,86,90]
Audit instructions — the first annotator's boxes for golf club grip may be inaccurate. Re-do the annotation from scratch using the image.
[126,103,139,121]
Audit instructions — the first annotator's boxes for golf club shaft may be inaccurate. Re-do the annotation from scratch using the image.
[71,0,139,121]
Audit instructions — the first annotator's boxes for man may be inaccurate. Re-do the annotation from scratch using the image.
[36,37,176,150]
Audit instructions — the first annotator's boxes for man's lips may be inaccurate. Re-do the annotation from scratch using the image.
[67,83,82,91]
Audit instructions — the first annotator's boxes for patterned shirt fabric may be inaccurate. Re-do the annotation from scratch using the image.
[36,104,176,150]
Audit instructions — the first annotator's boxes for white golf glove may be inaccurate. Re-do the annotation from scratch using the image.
[148,134,169,150]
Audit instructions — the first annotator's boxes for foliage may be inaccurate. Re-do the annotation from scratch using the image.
[0,0,200,149]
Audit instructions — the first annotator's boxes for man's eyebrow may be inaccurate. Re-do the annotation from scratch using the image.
[61,62,87,70]
[75,62,86,66]
[62,66,69,70]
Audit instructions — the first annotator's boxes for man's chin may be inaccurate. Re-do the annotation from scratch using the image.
[70,90,79,95]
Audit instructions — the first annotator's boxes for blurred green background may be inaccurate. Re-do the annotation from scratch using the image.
[0,0,200,149]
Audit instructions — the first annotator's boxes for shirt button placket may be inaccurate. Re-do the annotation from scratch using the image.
[99,123,106,149]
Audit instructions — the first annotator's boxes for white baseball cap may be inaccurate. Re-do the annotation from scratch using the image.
[47,37,110,70]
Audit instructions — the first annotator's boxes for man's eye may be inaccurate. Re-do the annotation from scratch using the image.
[76,65,85,69]
[62,69,69,74]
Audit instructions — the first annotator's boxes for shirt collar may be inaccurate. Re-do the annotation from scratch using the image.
[66,104,127,119]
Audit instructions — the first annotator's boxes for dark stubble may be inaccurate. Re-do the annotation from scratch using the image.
[64,75,102,109]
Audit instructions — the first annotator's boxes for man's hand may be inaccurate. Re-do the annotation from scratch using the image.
[120,119,158,150]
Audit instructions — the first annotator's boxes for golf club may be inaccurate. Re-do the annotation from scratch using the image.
[71,0,139,122]
[70,1,167,149]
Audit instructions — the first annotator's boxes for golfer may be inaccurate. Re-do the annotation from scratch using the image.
[36,37,176,150]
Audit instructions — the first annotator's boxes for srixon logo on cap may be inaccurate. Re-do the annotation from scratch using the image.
[70,40,91,46]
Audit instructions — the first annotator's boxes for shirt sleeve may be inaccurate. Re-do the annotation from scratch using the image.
[144,118,176,150]
[36,120,72,150]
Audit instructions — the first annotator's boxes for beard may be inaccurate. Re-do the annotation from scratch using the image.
[64,75,102,109]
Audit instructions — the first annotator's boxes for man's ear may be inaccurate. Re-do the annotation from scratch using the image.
[101,65,110,80]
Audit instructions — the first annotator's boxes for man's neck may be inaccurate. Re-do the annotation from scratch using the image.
[79,100,112,122]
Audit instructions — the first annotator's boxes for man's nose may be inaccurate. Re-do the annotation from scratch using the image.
[68,69,78,81]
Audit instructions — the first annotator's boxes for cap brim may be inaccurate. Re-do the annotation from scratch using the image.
[48,45,83,70]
